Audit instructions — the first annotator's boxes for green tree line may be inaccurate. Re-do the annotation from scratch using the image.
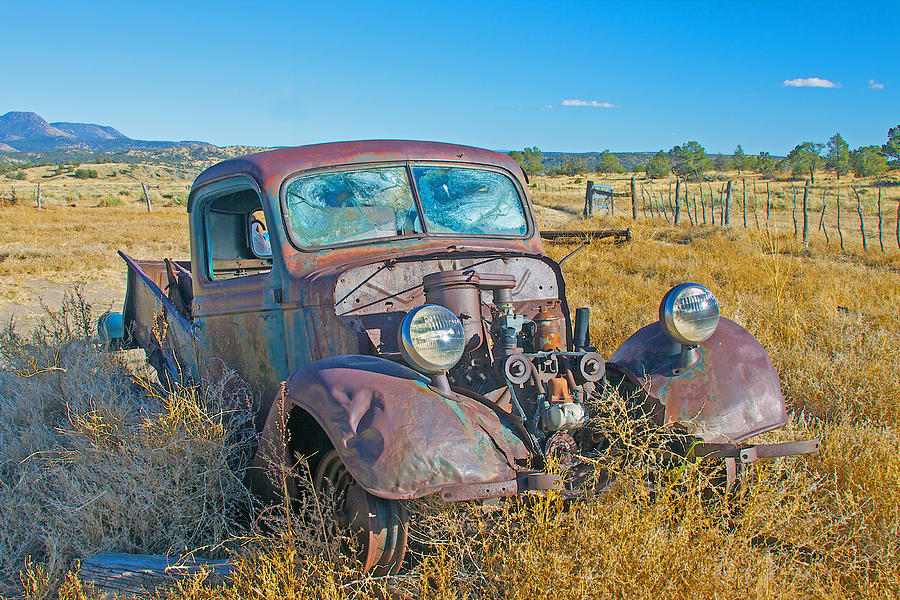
[507,125,900,180]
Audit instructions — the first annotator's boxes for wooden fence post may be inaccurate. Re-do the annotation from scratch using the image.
[142,183,152,212]
[686,185,695,226]
[724,180,732,226]
[631,177,637,220]
[877,187,884,253]
[741,179,747,228]
[790,183,798,238]
[837,186,844,252]
[718,185,725,225]
[766,182,771,231]
[659,191,670,222]
[853,186,867,252]
[674,178,681,225]
[700,184,706,224]
[752,179,760,230]
[584,180,593,218]
[686,195,695,226]
[818,189,826,231]
[802,180,809,249]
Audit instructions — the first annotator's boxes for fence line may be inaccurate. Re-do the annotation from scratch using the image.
[585,177,897,255]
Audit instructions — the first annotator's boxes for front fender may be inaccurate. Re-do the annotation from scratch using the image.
[608,318,787,444]
[255,355,530,500]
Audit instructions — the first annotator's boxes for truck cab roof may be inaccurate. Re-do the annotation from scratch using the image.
[188,139,528,213]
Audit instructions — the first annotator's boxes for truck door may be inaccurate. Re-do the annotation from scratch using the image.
[190,176,289,419]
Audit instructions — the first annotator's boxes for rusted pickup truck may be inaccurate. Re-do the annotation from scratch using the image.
[102,141,817,574]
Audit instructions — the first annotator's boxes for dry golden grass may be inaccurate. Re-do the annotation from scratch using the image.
[1,163,194,209]
[0,180,899,598]
[531,170,900,257]
[0,292,257,596]
[0,206,189,310]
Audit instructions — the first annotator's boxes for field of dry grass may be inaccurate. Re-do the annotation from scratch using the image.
[1,163,194,208]
[0,206,189,327]
[1,170,899,599]
[532,171,900,257]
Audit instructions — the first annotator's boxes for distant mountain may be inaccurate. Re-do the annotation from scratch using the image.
[0,111,73,141]
[0,111,212,152]
[51,122,128,140]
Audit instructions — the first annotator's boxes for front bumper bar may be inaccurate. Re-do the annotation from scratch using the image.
[692,438,820,462]
[439,473,563,502]
[692,438,820,490]
[437,439,819,502]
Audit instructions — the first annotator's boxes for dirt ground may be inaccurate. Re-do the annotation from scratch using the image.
[0,279,124,328]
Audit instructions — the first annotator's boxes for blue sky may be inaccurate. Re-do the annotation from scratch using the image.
[4,1,897,154]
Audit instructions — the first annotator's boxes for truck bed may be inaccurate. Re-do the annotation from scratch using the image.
[120,252,201,384]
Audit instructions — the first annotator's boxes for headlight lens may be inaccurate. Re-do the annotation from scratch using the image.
[659,283,720,345]
[399,304,466,374]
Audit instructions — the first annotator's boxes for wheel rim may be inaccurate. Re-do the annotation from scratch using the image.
[314,450,408,575]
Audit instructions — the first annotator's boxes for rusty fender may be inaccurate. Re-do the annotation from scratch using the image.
[607,318,788,444]
[254,355,531,500]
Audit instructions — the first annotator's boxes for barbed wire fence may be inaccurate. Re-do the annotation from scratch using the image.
[573,176,899,254]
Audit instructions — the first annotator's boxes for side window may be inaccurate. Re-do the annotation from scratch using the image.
[205,188,273,280]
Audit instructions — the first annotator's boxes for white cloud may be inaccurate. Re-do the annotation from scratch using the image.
[541,104,553,110]
[560,99,621,108]
[868,79,885,90]
[782,77,840,88]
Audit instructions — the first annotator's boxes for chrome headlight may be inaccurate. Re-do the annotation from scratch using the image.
[659,283,720,345]
[398,304,466,374]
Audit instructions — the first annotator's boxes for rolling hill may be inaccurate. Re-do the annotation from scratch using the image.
[0,111,211,152]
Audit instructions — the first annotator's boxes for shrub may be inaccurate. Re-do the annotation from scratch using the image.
[0,290,257,591]
[96,195,125,207]
[74,168,99,179]
[646,150,670,179]
[850,145,888,178]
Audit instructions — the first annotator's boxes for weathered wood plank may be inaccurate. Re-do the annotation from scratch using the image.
[79,553,232,597]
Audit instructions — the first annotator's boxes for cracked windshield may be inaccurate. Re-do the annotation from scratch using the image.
[413,167,528,236]
[284,167,420,246]
[284,166,527,247]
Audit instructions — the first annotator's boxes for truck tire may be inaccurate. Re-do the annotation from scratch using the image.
[314,450,408,575]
